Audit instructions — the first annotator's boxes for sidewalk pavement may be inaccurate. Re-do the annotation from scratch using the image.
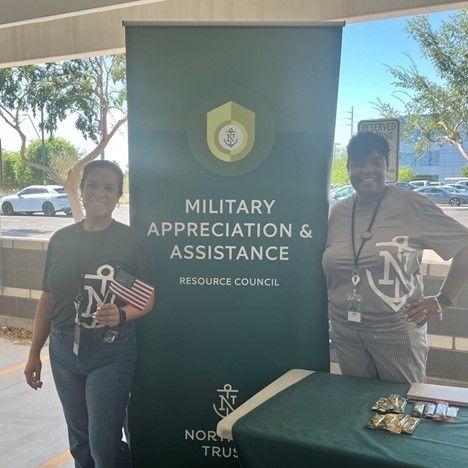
[0,337,73,467]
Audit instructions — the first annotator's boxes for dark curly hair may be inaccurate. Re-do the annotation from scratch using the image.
[347,132,389,168]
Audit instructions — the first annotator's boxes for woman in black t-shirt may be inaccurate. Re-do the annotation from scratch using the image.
[25,160,155,467]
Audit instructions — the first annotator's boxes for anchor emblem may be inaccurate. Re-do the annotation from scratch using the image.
[365,236,418,312]
[213,384,239,419]
[206,101,255,162]
[223,127,238,148]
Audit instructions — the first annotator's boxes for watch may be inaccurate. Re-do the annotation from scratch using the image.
[435,292,453,308]
[118,306,127,324]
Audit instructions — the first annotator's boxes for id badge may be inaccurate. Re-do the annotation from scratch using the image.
[73,324,81,355]
[347,292,362,323]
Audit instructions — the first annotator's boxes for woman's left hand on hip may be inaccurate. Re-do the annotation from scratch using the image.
[404,296,441,327]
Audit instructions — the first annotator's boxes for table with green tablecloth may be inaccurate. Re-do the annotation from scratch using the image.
[217,370,468,468]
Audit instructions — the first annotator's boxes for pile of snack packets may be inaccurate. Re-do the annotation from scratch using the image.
[366,394,459,435]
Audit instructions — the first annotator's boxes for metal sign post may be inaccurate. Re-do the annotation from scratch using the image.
[357,118,400,182]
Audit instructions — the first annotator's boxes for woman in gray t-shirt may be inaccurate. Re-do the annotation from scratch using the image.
[322,132,468,383]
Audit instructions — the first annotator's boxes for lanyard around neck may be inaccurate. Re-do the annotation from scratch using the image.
[351,188,387,272]
[75,221,113,288]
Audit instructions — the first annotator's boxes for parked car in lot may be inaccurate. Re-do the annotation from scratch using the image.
[450,183,468,193]
[329,185,355,206]
[444,177,468,188]
[409,180,430,188]
[0,185,71,216]
[415,186,468,206]
[443,185,465,193]
[392,182,415,190]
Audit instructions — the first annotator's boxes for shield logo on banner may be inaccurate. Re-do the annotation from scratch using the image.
[207,101,255,162]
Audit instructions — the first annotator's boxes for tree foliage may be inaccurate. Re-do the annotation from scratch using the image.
[56,55,127,144]
[398,166,415,182]
[0,54,127,220]
[0,150,44,190]
[373,10,467,161]
[330,149,349,185]
[26,138,80,181]
[0,65,68,161]
[0,138,80,191]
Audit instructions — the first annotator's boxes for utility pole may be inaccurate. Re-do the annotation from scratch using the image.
[40,103,46,184]
[347,106,354,139]
[333,142,341,165]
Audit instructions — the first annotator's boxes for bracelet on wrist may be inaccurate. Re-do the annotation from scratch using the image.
[118,306,127,324]
[434,292,452,321]
[435,292,452,308]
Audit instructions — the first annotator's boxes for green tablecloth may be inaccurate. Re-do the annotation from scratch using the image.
[232,372,468,468]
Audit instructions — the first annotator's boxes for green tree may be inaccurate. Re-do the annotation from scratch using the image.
[1,150,45,190]
[0,65,67,169]
[373,10,467,161]
[15,145,47,187]
[1,151,18,190]
[330,149,349,185]
[26,138,80,181]
[398,166,415,182]
[462,166,468,177]
[0,139,80,191]
[0,150,41,190]
[0,54,127,220]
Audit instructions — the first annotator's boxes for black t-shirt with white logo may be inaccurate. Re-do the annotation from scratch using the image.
[43,220,153,328]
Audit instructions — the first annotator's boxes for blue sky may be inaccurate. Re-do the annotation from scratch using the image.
[0,9,459,169]
[334,10,452,147]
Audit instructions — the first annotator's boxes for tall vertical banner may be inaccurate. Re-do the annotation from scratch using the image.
[125,23,342,467]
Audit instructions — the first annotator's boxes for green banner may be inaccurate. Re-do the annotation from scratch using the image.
[125,23,342,467]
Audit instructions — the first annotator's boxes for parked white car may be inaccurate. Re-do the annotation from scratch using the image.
[453,181,468,191]
[409,180,430,188]
[0,185,71,216]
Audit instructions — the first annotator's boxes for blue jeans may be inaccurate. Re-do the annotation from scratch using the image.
[49,324,137,468]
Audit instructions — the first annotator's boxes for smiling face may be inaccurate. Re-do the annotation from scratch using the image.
[81,167,120,220]
[347,149,387,200]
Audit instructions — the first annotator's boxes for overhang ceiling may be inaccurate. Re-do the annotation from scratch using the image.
[0,0,466,67]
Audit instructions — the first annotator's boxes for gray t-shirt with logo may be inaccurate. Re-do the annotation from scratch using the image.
[322,186,468,331]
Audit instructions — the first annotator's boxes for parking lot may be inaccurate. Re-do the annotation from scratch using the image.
[0,205,129,239]
[0,204,467,239]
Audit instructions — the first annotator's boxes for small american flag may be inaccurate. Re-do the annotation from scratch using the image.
[109,267,154,311]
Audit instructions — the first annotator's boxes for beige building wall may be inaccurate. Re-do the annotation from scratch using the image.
[0,0,466,67]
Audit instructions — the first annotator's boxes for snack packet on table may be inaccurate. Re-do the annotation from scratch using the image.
[445,407,459,423]
[372,397,390,413]
[400,416,421,435]
[412,401,426,418]
[383,414,406,434]
[433,402,449,422]
[423,403,436,418]
[388,394,407,414]
[366,413,387,430]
